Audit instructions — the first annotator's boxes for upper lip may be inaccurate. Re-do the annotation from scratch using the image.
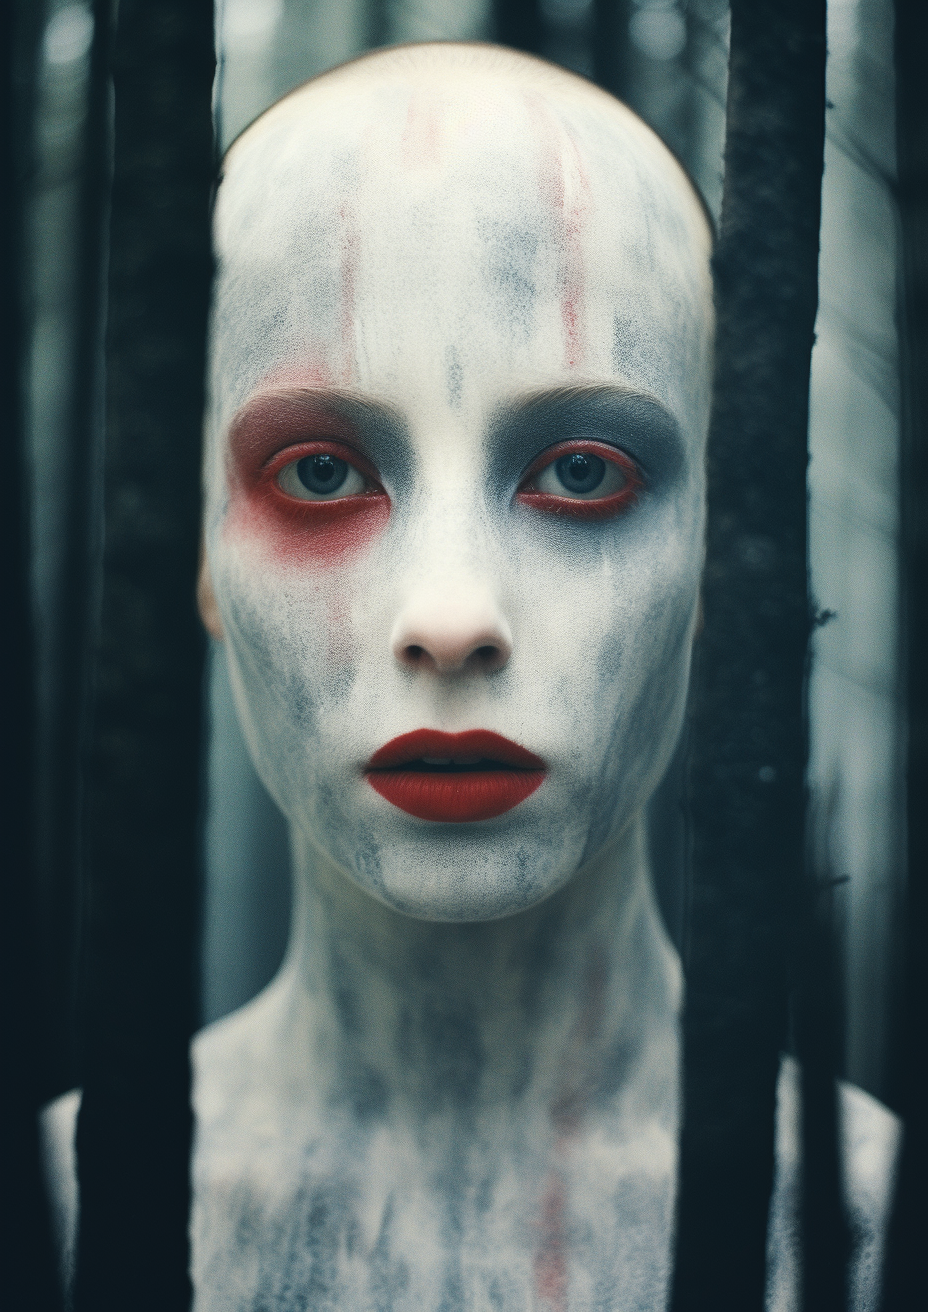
[366,729,546,771]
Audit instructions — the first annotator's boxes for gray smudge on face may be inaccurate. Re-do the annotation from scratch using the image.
[445,345,463,410]
[479,217,541,342]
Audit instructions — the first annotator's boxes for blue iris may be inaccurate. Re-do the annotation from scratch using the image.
[555,452,606,495]
[297,454,349,495]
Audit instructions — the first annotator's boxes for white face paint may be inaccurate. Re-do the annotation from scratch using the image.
[204,47,713,923]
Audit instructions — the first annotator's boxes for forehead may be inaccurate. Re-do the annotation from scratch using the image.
[210,58,712,442]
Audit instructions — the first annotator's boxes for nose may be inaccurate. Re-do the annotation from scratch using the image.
[390,582,513,674]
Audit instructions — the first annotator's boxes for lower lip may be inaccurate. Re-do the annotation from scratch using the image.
[367,768,545,823]
[366,730,546,823]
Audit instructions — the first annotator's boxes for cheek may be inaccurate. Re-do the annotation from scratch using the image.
[214,535,369,708]
[319,589,360,670]
[592,575,695,777]
[517,532,697,741]
[225,480,390,567]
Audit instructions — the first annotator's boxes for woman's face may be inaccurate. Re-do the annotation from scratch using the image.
[203,66,713,921]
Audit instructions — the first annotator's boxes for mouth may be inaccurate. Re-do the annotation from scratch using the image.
[365,729,547,822]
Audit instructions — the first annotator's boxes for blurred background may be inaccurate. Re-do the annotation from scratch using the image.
[25,0,901,1105]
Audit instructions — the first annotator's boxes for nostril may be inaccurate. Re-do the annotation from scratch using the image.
[399,638,507,673]
[390,590,513,675]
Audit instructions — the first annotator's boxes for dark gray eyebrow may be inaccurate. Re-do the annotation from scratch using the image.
[276,387,405,432]
[255,386,414,485]
[490,384,687,486]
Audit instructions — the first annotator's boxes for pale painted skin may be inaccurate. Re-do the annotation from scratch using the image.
[196,44,708,1311]
[202,45,712,928]
[187,43,892,1312]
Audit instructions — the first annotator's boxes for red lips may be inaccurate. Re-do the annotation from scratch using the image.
[366,729,547,823]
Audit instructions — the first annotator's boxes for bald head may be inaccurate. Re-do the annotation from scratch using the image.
[208,43,712,471]
[225,42,708,210]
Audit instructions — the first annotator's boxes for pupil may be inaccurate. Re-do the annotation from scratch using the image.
[297,454,349,495]
[556,451,605,495]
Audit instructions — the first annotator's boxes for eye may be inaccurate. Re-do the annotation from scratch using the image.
[536,450,626,499]
[277,452,370,500]
[517,440,642,519]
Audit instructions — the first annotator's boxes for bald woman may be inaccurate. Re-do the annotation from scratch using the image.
[45,42,898,1311]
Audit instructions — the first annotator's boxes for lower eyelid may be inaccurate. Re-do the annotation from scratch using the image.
[263,442,384,494]
[522,447,639,491]
[277,462,364,499]
[540,464,626,497]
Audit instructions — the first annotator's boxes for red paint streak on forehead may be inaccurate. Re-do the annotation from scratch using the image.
[401,91,443,168]
[338,206,359,385]
[525,95,592,372]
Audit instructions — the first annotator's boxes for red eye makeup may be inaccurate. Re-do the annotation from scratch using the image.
[225,390,390,564]
[515,440,642,520]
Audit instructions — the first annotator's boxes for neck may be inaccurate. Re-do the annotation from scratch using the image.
[267,816,680,1126]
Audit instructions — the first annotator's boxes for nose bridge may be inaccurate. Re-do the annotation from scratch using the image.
[389,476,512,676]
[401,437,498,580]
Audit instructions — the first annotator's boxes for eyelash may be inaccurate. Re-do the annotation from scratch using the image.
[263,438,641,521]
[515,440,642,521]
[265,440,385,500]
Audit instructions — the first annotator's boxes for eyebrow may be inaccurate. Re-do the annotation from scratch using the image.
[226,386,413,484]
[505,383,674,418]
[491,384,686,485]
[239,385,405,424]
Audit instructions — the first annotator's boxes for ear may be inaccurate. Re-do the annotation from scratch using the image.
[197,547,224,640]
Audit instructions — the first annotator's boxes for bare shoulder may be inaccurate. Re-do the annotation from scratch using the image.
[40,1046,902,1311]
[36,986,303,1298]
[193,985,290,1132]
[39,1086,81,1288]
[768,1056,901,1312]
[840,1077,902,1309]
[191,1003,323,1311]
[192,982,336,1172]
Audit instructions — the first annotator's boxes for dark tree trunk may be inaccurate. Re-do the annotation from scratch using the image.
[0,1,64,1307]
[592,0,633,105]
[39,0,116,1108]
[671,3,826,1309]
[73,3,215,1309]
[494,0,544,58]
[880,0,928,1304]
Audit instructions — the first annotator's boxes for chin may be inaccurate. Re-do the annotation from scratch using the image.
[333,824,585,923]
